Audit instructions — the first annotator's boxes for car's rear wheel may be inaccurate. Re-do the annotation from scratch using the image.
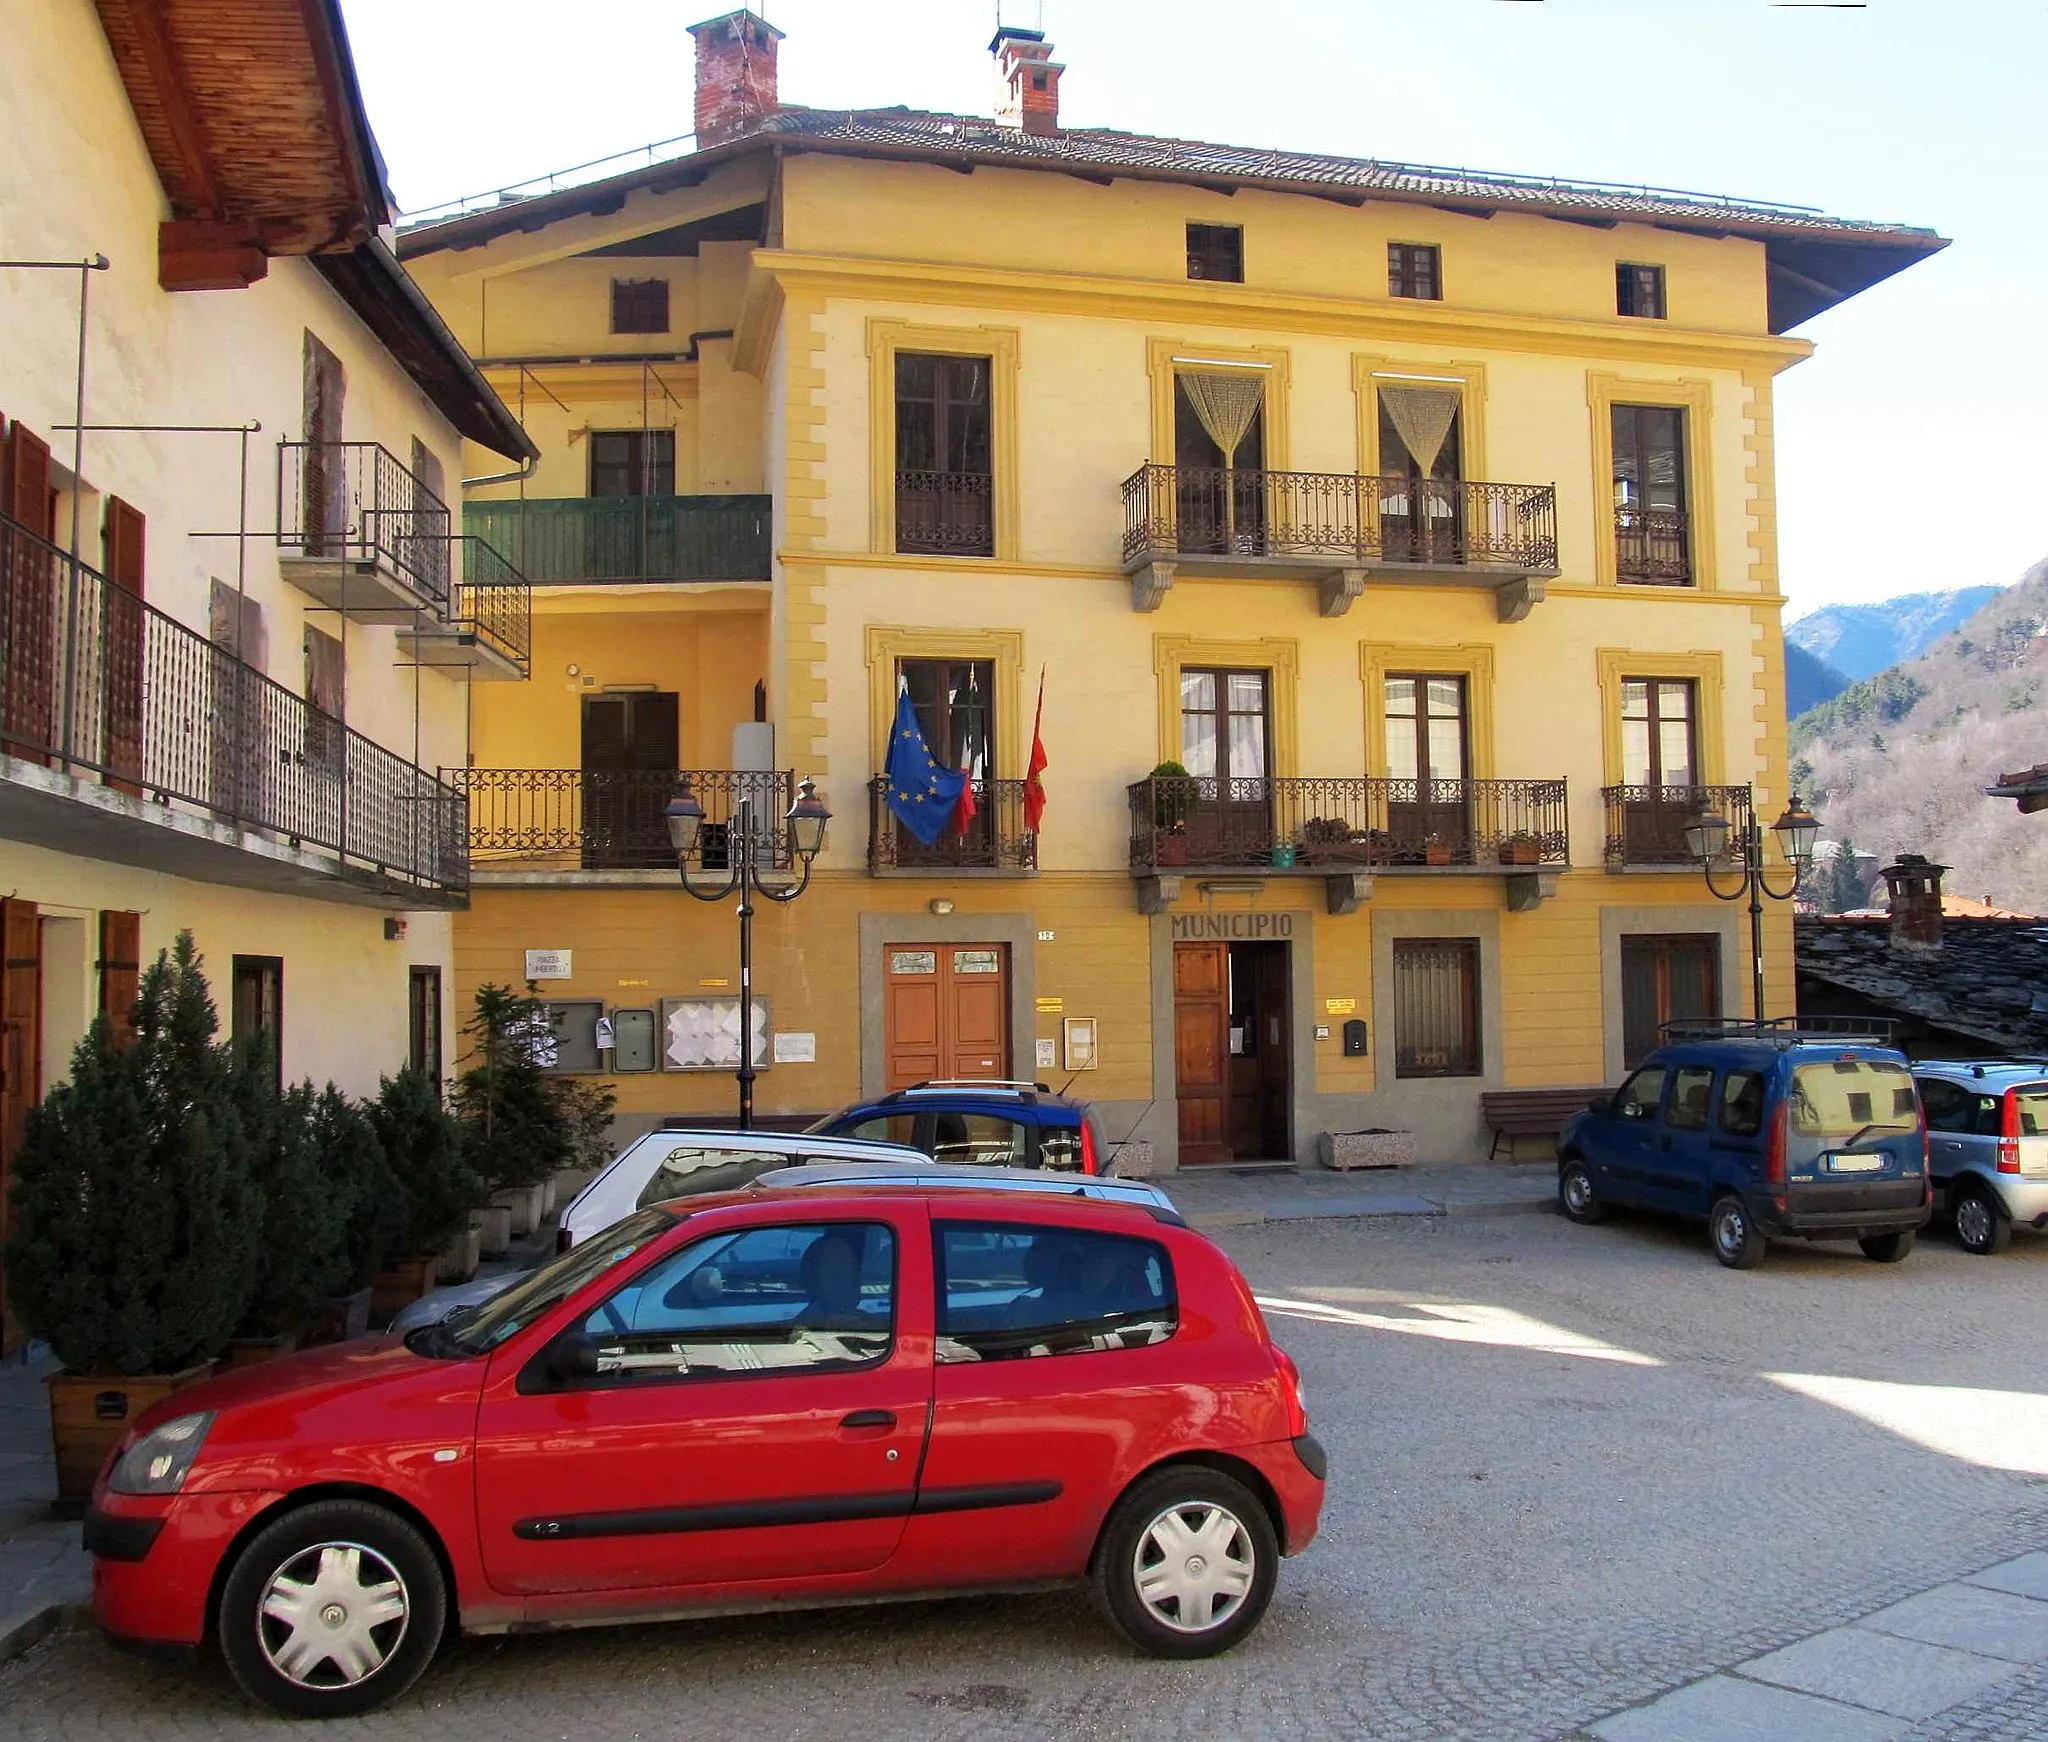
[1953,1182,2012,1256]
[218,1499,445,1719]
[1093,1467,1278,1659]
[1709,1193,1764,1270]
[1558,1158,1610,1225]
[1858,1229,1915,1263]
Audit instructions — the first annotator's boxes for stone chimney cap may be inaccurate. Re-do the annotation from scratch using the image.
[690,10,785,43]
[989,25,1047,52]
[1883,853,1950,877]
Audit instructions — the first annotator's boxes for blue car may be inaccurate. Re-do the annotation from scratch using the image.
[1557,1029,1930,1268]
[810,1079,1110,1174]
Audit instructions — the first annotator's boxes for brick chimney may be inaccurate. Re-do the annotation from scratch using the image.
[1880,853,1948,952]
[990,26,1064,135]
[690,10,783,143]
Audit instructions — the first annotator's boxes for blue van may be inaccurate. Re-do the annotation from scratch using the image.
[1557,1025,1930,1268]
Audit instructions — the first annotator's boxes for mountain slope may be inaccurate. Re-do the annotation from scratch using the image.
[1789,586,2005,681]
[1790,559,2048,913]
[1785,641,1851,716]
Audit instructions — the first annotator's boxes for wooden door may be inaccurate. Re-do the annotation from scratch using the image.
[3,417,56,762]
[102,497,146,794]
[581,692,679,869]
[1225,942,1292,1161]
[1,899,42,1336]
[1173,942,1231,1165]
[883,944,1008,1091]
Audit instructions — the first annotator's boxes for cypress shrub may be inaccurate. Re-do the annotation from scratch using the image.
[450,983,571,1192]
[371,1066,481,1258]
[317,1085,404,1292]
[236,1068,351,1338]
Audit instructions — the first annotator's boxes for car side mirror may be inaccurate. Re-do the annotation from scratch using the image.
[546,1330,600,1385]
[1588,1096,1612,1117]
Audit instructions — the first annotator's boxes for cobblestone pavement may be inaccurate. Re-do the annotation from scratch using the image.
[6,1210,2048,1739]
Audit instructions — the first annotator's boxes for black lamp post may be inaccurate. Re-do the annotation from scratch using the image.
[1684,789,1819,1027]
[665,776,830,1130]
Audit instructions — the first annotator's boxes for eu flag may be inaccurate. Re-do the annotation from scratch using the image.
[884,689,969,847]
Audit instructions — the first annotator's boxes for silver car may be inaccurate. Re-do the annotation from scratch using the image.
[1913,1062,2048,1254]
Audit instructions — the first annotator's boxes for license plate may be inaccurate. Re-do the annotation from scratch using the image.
[1826,1152,1885,1174]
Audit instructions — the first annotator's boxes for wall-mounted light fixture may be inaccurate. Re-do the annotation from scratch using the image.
[928,898,956,916]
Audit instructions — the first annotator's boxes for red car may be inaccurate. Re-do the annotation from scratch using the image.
[87,1181,1326,1718]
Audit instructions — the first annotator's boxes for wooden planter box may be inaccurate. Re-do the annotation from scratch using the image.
[48,1364,215,1507]
[1155,833,1190,867]
[538,1177,557,1219]
[308,1286,372,1346]
[472,1203,514,1259]
[1423,843,1453,867]
[439,1225,482,1285]
[1318,1129,1416,1171]
[370,1255,441,1321]
[227,1332,299,1370]
[494,1184,546,1238]
[1498,838,1542,866]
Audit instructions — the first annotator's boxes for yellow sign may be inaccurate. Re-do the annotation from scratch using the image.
[1035,995,1064,1014]
[1324,997,1357,1015]
[700,977,731,989]
[617,978,651,988]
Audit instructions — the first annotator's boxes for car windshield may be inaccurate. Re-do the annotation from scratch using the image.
[1790,1060,1918,1141]
[443,1210,674,1355]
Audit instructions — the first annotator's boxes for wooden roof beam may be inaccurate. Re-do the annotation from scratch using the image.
[125,0,220,214]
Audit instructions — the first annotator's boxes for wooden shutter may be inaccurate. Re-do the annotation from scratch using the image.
[103,497,146,794]
[98,911,142,1051]
[3,419,56,760]
[1,900,42,1248]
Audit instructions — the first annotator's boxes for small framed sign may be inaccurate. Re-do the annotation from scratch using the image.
[1062,1016,1098,1071]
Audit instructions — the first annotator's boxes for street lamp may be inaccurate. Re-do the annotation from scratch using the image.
[666,775,830,1130]
[1687,789,1817,1027]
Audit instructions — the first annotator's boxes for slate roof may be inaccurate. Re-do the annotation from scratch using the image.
[1796,916,2048,1055]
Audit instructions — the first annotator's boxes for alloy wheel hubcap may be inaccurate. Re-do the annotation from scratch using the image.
[1133,1501,1255,1633]
[257,1541,409,1688]
[1958,1198,1992,1247]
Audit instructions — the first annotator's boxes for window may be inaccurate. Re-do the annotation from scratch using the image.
[1616,263,1666,320]
[610,277,670,335]
[1613,1066,1667,1123]
[1392,938,1481,1079]
[1384,676,1468,786]
[451,1209,673,1354]
[589,429,675,499]
[898,658,993,778]
[1620,934,1718,1068]
[934,1221,1176,1363]
[1180,668,1270,784]
[1612,404,1690,583]
[930,1112,1029,1167]
[1915,1077,1973,1134]
[1037,1125,1087,1172]
[581,1223,896,1382]
[1719,1070,1767,1137]
[1666,1066,1716,1132]
[408,966,441,1086]
[303,623,344,769]
[580,691,679,870]
[840,1113,918,1147]
[1388,242,1441,300]
[1622,680,1698,789]
[632,1142,802,1210]
[231,955,283,1084]
[1790,1060,1917,1140]
[1186,223,1244,283]
[895,353,993,555]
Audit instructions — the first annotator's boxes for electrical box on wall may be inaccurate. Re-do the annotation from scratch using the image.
[1342,1019,1368,1057]
[610,1008,658,1073]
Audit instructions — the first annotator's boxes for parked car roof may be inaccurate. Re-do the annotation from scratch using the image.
[751,1161,1177,1212]
[620,1128,927,1162]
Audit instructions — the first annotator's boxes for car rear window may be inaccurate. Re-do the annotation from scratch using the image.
[930,1112,1030,1167]
[934,1222,1175,1363]
[635,1145,795,1209]
[839,1113,918,1147]
[2008,1086,2048,1136]
[1790,1059,1918,1140]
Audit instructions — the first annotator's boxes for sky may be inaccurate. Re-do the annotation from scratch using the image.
[340,0,2048,621]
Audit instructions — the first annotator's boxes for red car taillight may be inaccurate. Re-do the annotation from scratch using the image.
[1764,1100,1788,1192]
[1079,1119,1100,1175]
[1273,1347,1308,1437]
[1998,1090,2023,1174]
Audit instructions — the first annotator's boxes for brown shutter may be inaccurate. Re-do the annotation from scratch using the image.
[103,497,146,795]
[1,900,43,1254]
[98,911,142,1051]
[2,420,56,760]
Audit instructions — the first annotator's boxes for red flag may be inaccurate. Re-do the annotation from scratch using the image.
[953,761,978,836]
[1023,669,1048,833]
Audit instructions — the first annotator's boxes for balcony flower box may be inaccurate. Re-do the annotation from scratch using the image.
[1317,1129,1416,1171]
[1498,835,1542,866]
[1424,840,1453,867]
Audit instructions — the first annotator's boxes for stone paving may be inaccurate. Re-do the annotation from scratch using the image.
[3,1203,2048,1737]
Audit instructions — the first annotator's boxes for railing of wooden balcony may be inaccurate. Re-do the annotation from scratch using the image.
[463,496,772,584]
[451,767,794,873]
[1614,506,1691,584]
[278,441,454,609]
[452,536,532,670]
[1121,466,1559,572]
[868,777,1037,873]
[1128,776,1569,872]
[895,472,994,557]
[0,510,466,894]
[1602,784,1752,867]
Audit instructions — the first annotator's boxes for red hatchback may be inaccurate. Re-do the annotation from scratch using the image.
[87,1182,1325,1717]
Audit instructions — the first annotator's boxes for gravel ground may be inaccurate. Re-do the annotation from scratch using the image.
[5,1209,2048,1739]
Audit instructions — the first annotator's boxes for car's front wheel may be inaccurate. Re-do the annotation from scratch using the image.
[1709,1193,1764,1269]
[1558,1158,1610,1225]
[1094,1466,1278,1659]
[1953,1181,2012,1256]
[218,1499,446,1719]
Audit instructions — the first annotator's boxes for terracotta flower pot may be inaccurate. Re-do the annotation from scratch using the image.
[47,1364,216,1509]
[1424,843,1452,867]
[1498,838,1541,866]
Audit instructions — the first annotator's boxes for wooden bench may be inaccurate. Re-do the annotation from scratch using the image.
[1480,1086,1612,1160]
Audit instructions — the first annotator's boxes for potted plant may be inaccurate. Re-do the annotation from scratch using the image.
[5,934,260,1506]
[453,983,571,1236]
[1423,834,1453,867]
[230,1067,350,1366]
[368,1065,480,1318]
[1498,833,1542,866]
[1147,760,1193,866]
[311,1085,399,1344]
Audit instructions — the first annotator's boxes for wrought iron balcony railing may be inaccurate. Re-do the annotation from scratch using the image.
[1603,784,1752,867]
[1614,506,1691,584]
[1121,465,1559,573]
[868,776,1037,873]
[1128,776,1569,872]
[450,536,532,670]
[452,767,794,873]
[0,510,466,895]
[278,441,454,610]
[895,472,994,557]
[463,495,773,585]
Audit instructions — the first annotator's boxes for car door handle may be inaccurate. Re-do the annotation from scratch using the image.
[839,1409,896,1431]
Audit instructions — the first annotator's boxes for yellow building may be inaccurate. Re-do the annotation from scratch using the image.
[0,0,536,1225]
[401,12,1943,1166]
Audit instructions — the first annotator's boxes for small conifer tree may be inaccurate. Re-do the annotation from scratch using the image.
[450,982,572,1192]
[318,1085,405,1291]
[371,1065,482,1258]
[236,1067,351,1338]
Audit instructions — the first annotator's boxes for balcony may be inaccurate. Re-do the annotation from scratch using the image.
[278,441,454,622]
[1603,784,1751,868]
[0,511,465,905]
[895,472,994,558]
[867,777,1037,876]
[395,537,531,680]
[453,767,793,878]
[1121,465,1559,620]
[1127,775,1568,913]
[462,495,772,585]
[1615,506,1691,585]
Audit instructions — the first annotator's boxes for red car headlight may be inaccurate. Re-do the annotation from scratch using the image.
[108,1412,215,1496]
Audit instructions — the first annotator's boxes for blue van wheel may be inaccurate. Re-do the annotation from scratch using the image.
[1558,1159,1608,1225]
[1709,1194,1763,1270]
